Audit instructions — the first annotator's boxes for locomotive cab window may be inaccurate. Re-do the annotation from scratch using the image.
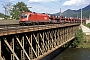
[21,14,27,18]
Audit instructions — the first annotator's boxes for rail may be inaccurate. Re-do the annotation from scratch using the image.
[0,23,80,31]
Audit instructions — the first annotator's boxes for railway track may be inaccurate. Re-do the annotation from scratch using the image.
[0,23,80,37]
[0,23,80,32]
[0,24,54,31]
[0,24,20,30]
[0,24,52,30]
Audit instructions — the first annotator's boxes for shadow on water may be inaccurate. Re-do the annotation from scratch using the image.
[41,39,74,60]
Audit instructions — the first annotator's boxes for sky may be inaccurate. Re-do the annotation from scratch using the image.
[0,0,90,14]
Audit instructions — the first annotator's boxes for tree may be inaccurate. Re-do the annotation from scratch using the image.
[10,2,30,20]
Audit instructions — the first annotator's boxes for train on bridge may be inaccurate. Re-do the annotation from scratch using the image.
[0,12,83,60]
[19,12,86,25]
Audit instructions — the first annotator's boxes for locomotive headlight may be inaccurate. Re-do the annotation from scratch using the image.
[44,17,47,20]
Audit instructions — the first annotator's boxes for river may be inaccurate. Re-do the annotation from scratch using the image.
[53,48,90,60]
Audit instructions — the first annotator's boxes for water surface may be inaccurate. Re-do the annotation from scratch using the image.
[53,48,90,60]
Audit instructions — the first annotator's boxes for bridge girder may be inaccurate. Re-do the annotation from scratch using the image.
[0,25,79,60]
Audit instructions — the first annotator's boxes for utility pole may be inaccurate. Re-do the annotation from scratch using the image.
[60,0,61,21]
[81,8,82,25]
[60,0,61,17]
[60,8,61,17]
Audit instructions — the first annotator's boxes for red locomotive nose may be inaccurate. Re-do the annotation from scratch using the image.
[21,18,27,21]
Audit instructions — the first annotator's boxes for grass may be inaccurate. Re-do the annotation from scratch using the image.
[84,23,90,28]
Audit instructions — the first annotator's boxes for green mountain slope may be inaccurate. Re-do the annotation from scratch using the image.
[54,4,90,19]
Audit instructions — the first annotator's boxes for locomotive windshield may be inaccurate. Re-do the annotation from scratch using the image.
[21,14,27,18]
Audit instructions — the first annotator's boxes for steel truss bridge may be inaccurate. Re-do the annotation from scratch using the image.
[0,23,80,60]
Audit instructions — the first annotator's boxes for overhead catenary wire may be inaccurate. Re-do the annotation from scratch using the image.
[0,0,8,3]
[29,2,56,9]
[51,0,61,6]
[0,0,61,14]
[50,0,62,15]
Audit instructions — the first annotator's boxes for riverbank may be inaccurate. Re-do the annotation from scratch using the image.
[78,23,90,48]
[78,34,90,48]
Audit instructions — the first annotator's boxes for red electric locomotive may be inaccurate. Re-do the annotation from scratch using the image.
[19,12,50,25]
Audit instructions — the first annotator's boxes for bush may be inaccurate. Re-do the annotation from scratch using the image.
[70,29,84,48]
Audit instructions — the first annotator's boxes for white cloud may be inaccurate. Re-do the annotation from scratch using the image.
[10,0,17,1]
[28,0,56,2]
[63,0,88,6]
[31,5,49,13]
[28,5,58,13]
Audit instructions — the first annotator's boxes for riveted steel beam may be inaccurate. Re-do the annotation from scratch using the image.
[21,36,25,60]
[33,33,43,56]
[10,38,15,60]
[25,34,37,58]
[15,36,30,60]
[0,39,3,60]
[4,38,19,60]
[39,33,46,53]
